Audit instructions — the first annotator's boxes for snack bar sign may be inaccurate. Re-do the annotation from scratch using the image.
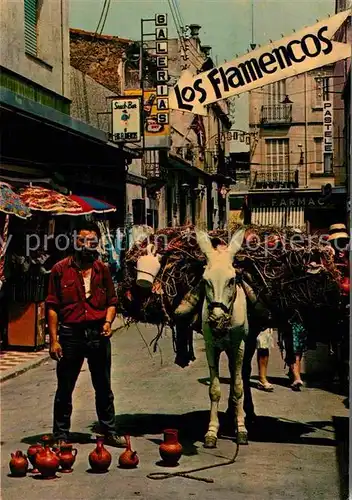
[169,11,350,115]
[155,13,169,127]
[111,97,141,142]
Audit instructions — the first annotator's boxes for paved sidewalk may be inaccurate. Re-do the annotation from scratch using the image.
[0,316,126,383]
[0,348,50,383]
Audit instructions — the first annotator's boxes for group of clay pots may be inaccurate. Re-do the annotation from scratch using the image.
[9,429,183,479]
[9,440,78,480]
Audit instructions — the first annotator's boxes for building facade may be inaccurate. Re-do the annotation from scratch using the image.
[1,2,134,228]
[69,24,232,231]
[245,65,347,233]
[333,0,351,226]
[145,25,232,230]
[1,0,70,106]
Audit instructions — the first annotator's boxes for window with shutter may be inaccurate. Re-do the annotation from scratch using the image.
[24,0,38,56]
[265,139,289,176]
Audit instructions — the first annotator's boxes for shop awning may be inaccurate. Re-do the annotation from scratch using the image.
[69,195,116,215]
[0,182,31,219]
[19,186,117,216]
[251,206,305,229]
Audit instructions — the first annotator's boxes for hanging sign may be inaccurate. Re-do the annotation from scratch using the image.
[323,100,333,154]
[155,13,169,127]
[169,10,350,115]
[111,97,141,142]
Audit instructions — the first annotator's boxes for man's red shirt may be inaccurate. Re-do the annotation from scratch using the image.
[46,257,117,324]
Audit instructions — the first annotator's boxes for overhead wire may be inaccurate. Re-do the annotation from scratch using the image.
[72,0,112,68]
[250,80,345,97]
[166,0,187,55]
[170,0,205,67]
[166,0,206,71]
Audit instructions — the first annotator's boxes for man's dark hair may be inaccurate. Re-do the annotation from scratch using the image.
[73,221,101,239]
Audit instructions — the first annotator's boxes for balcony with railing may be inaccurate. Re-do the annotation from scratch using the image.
[250,169,299,190]
[260,104,292,126]
[204,150,218,175]
[143,150,167,193]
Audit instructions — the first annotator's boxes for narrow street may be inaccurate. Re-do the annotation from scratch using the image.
[0,324,348,500]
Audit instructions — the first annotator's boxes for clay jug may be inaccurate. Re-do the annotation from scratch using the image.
[35,444,60,479]
[136,244,161,288]
[159,429,182,467]
[9,451,28,477]
[41,435,52,446]
[118,435,139,469]
[340,276,350,295]
[27,443,43,473]
[58,443,78,473]
[88,437,111,473]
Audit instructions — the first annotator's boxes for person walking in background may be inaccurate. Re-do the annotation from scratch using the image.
[256,327,274,392]
[46,221,126,447]
[283,312,308,391]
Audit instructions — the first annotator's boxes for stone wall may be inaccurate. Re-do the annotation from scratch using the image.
[70,66,114,132]
[70,28,130,95]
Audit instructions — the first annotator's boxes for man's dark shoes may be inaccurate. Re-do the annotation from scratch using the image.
[103,434,127,448]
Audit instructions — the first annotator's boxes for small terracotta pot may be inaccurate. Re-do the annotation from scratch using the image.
[340,276,350,295]
[159,429,182,467]
[118,436,139,469]
[58,443,77,473]
[9,451,28,477]
[88,437,111,473]
[35,445,60,479]
[27,444,43,474]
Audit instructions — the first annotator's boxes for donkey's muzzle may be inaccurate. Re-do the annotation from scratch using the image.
[208,302,232,334]
[208,302,231,315]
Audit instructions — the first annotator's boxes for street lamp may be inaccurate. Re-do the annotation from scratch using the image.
[281,95,294,104]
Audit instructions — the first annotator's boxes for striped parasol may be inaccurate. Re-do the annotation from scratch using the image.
[68,195,117,215]
[19,186,83,215]
[18,187,117,216]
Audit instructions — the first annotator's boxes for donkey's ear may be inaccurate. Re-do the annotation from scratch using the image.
[195,229,214,261]
[228,228,245,259]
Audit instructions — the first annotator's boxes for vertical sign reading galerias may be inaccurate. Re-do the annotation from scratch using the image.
[155,14,169,127]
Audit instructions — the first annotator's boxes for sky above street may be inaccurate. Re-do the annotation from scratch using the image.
[70,0,334,131]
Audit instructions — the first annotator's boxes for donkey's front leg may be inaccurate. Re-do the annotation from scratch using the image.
[227,339,248,445]
[204,343,221,448]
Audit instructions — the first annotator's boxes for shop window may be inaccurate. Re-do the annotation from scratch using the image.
[24,0,38,56]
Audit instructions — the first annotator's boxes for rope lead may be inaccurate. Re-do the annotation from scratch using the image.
[146,441,240,483]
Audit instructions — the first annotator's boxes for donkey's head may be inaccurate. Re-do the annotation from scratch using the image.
[196,229,245,330]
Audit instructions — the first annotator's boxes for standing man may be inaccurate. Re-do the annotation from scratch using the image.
[46,221,126,447]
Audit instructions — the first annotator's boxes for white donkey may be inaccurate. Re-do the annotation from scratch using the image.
[196,228,249,448]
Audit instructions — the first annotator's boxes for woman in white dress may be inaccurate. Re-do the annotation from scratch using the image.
[256,327,274,391]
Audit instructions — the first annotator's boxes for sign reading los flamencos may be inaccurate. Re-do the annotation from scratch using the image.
[169,11,350,115]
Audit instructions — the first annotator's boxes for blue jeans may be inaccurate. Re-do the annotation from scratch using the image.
[53,323,116,440]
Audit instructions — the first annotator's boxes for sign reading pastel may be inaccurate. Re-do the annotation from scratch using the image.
[169,11,351,115]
